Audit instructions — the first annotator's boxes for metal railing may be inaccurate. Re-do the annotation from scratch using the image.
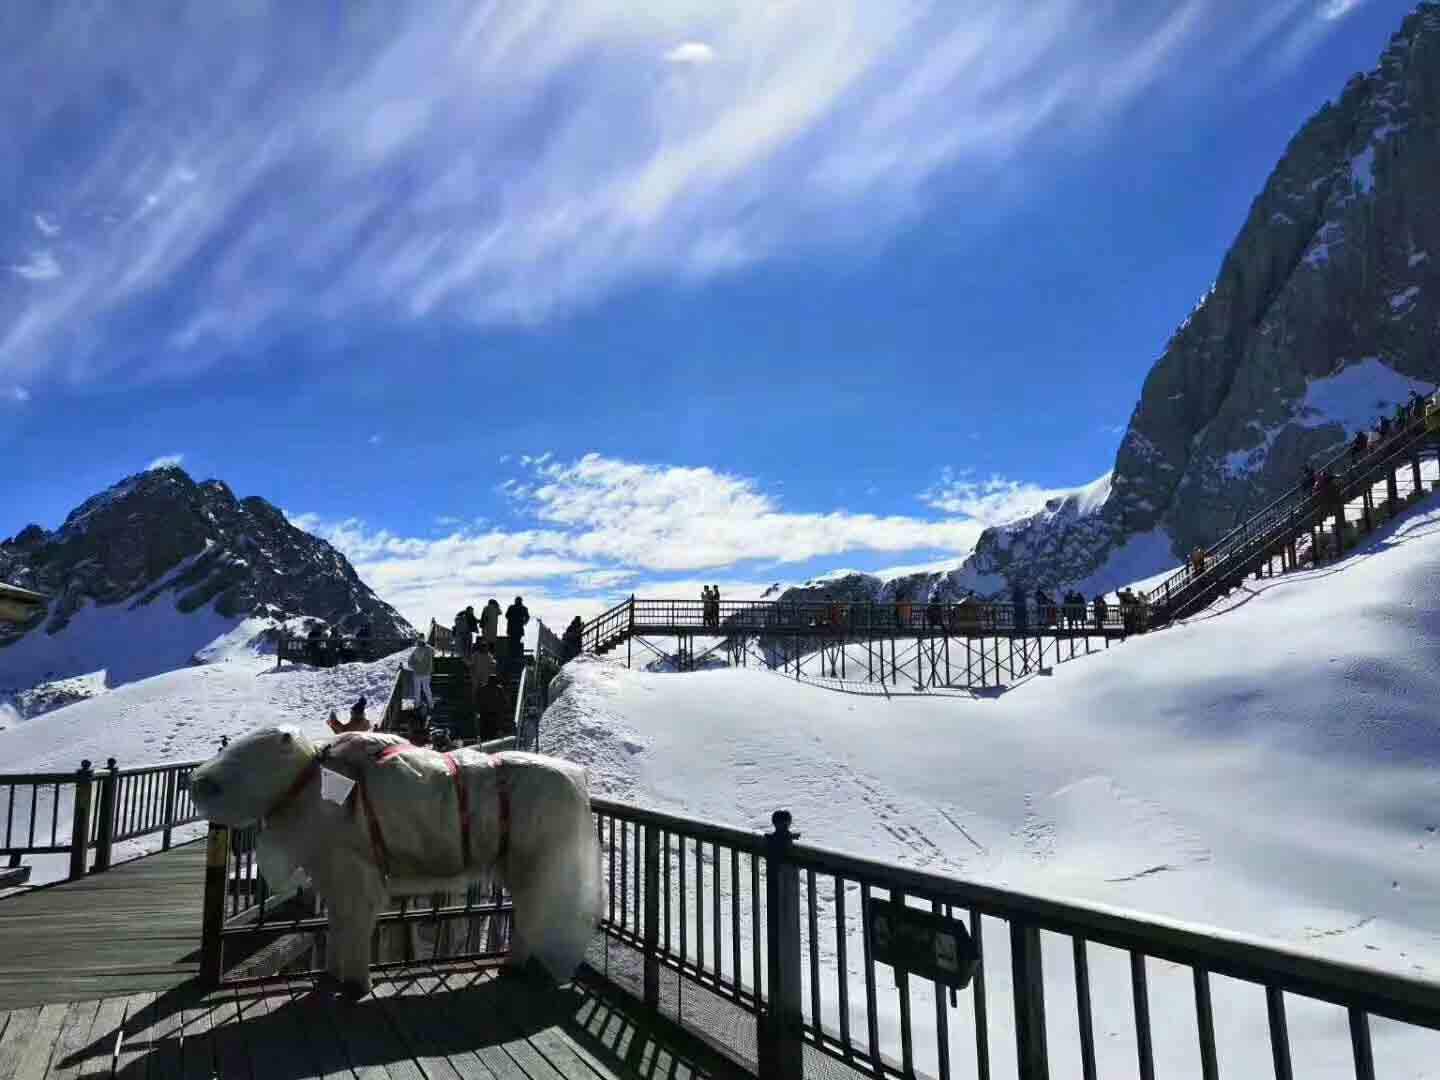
[585,597,1148,652]
[591,800,1440,1080]
[275,633,416,669]
[0,757,205,880]
[1146,409,1437,615]
[200,821,512,985]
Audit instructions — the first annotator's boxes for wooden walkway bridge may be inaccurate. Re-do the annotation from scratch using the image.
[577,409,1440,691]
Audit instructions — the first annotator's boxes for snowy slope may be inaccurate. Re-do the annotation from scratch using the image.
[543,501,1440,1075]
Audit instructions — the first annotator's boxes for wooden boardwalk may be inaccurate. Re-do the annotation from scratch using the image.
[0,962,748,1080]
[0,843,208,1011]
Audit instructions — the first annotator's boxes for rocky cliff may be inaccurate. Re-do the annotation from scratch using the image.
[794,3,1440,609]
[0,465,412,650]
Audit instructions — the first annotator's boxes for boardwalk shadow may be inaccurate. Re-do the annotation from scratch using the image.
[59,962,744,1080]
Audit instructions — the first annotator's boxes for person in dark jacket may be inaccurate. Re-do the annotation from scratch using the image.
[1350,429,1369,464]
[1011,585,1028,633]
[475,673,512,741]
[562,616,584,662]
[1092,593,1108,629]
[505,596,530,661]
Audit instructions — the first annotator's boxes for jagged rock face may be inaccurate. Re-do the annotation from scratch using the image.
[867,3,1440,603]
[0,466,412,646]
[1117,5,1440,555]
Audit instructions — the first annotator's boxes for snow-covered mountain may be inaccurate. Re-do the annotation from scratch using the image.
[0,465,412,697]
[836,2,1440,607]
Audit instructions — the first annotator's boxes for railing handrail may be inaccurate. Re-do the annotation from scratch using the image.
[784,836,1440,1028]
[1146,411,1434,608]
[511,662,529,738]
[594,795,1440,1038]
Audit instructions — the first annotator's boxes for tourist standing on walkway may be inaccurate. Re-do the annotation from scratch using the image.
[481,598,501,647]
[468,641,496,699]
[408,639,435,713]
[562,616,584,662]
[506,596,530,661]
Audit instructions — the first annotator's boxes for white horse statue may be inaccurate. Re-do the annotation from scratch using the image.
[189,727,600,999]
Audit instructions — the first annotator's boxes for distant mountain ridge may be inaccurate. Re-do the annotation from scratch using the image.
[789,2,1440,609]
[0,465,411,685]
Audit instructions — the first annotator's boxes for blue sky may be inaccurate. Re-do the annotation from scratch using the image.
[0,0,1417,633]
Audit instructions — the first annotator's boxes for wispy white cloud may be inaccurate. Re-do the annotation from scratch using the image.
[5,386,30,403]
[32,214,60,237]
[146,452,185,470]
[0,2,1360,384]
[290,452,1090,627]
[920,468,1087,523]
[10,250,61,281]
[1320,0,1367,19]
[664,42,715,65]
[367,433,383,445]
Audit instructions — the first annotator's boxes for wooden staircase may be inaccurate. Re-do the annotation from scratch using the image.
[1146,415,1440,625]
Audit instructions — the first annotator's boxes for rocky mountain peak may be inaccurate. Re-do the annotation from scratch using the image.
[843,1,1440,607]
[0,465,412,647]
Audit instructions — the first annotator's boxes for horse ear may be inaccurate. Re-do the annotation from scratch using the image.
[280,730,294,744]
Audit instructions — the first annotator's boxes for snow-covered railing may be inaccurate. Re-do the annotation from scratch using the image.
[589,800,1440,1080]
[0,757,205,881]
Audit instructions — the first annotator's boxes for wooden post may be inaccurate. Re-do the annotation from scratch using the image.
[643,824,660,1009]
[1011,922,1050,1079]
[161,768,180,851]
[92,758,118,873]
[68,760,94,881]
[200,823,231,986]
[760,810,803,1080]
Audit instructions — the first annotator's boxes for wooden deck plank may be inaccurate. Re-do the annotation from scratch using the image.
[424,968,532,1080]
[179,997,217,1080]
[75,996,129,1080]
[237,981,317,1080]
[140,991,186,1080]
[280,978,357,1080]
[0,845,207,1011]
[369,972,461,1080]
[42,999,101,1080]
[10,1001,68,1080]
[0,1007,41,1080]
[111,992,156,1080]
[386,972,495,1080]
[480,975,616,1080]
[206,990,250,1080]
[300,985,401,1080]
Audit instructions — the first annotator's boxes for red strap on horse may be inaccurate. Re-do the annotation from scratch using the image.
[490,752,512,861]
[359,743,414,876]
[443,751,472,869]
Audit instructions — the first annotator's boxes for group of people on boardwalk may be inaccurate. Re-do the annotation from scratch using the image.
[1299,389,1431,501]
[1012,585,1146,634]
[451,596,529,661]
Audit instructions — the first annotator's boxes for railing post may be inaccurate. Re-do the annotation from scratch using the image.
[643,823,660,1009]
[68,760,94,881]
[92,758,118,873]
[1011,921,1050,1080]
[200,822,231,986]
[161,767,180,851]
[760,810,803,1080]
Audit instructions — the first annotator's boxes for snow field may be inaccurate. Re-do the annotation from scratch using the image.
[548,500,1440,1076]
